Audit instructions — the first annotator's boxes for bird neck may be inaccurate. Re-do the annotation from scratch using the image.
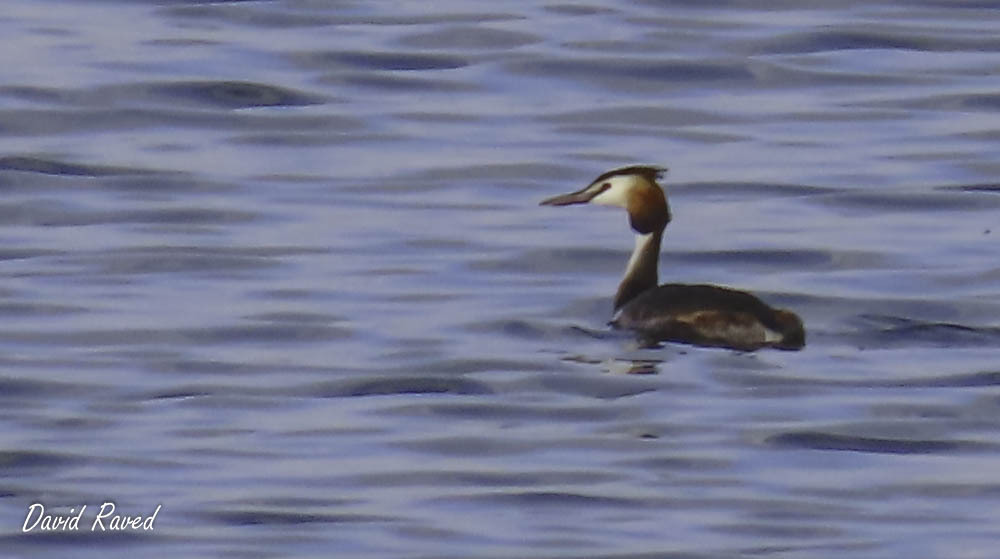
[613,228,663,311]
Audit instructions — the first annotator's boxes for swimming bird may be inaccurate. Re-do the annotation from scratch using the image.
[540,166,805,351]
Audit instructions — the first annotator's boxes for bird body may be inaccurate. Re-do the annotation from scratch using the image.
[541,166,804,351]
[612,283,805,351]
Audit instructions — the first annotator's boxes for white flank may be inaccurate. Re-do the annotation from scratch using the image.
[763,326,783,343]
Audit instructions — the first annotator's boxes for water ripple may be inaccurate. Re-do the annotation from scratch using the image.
[397,26,542,50]
[507,56,755,87]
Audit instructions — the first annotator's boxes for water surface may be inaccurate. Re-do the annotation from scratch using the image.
[2,1,1000,557]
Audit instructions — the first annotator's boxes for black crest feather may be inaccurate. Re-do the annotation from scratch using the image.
[591,165,666,185]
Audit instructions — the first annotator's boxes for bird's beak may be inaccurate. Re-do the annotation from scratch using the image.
[539,183,607,206]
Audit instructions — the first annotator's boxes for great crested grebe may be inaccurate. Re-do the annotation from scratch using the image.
[540,165,805,351]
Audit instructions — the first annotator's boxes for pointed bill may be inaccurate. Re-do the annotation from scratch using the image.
[539,183,609,206]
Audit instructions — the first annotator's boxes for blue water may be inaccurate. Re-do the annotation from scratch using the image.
[2,1,1000,557]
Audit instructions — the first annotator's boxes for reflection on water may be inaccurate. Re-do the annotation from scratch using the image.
[2,0,1000,557]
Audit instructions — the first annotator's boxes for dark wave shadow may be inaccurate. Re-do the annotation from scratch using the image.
[0,107,359,136]
[766,431,995,454]
[53,245,326,277]
[670,248,886,271]
[0,80,327,110]
[161,5,516,28]
[464,319,621,343]
[937,183,1000,194]
[0,323,352,347]
[322,72,481,93]
[147,80,325,109]
[541,106,744,128]
[672,181,839,197]
[0,449,81,471]
[0,156,162,177]
[201,508,389,527]
[470,247,622,275]
[0,200,258,228]
[429,490,642,508]
[747,29,983,55]
[298,50,469,72]
[816,190,1000,213]
[849,314,1000,349]
[306,376,494,398]
[853,91,1000,115]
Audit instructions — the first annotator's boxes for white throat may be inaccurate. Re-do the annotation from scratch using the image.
[624,232,655,281]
